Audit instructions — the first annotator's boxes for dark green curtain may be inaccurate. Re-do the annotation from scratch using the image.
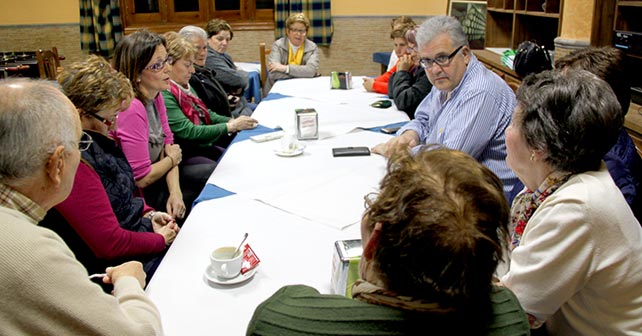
[80,0,123,57]
[274,0,333,46]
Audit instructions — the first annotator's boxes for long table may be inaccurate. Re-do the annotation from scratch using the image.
[145,77,409,335]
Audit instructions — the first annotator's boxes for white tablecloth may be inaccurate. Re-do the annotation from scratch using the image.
[146,76,406,335]
[146,194,361,335]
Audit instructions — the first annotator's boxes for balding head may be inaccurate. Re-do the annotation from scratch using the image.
[0,79,80,186]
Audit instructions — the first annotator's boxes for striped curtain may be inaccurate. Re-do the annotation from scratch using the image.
[274,0,333,46]
[79,0,123,57]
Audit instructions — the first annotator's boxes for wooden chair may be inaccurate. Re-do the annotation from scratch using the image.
[36,47,62,80]
[259,42,271,87]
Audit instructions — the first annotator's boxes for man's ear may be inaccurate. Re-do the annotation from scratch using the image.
[462,46,471,65]
[44,145,66,187]
[362,222,383,261]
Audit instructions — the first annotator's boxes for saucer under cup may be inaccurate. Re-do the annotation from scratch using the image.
[205,265,258,285]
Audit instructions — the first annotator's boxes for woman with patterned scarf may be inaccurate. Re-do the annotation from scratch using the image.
[246,146,530,335]
[162,32,257,162]
[263,12,320,95]
[500,69,642,335]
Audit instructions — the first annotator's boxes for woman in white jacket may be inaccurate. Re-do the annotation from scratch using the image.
[500,69,642,335]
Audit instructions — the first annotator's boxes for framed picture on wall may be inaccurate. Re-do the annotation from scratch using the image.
[448,0,487,49]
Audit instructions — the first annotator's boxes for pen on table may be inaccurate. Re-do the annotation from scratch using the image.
[88,273,106,280]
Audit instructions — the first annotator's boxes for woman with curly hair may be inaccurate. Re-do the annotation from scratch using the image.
[247,146,529,335]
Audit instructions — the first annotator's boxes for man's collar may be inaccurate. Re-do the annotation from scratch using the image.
[0,183,47,223]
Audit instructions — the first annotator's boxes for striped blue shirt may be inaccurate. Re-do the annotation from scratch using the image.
[399,54,519,196]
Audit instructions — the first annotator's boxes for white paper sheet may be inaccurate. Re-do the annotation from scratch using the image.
[234,62,261,73]
[208,131,392,228]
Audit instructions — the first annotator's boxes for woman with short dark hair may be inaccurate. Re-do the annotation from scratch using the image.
[204,19,254,116]
[501,69,642,334]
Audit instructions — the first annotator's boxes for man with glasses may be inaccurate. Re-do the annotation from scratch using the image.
[373,15,519,200]
[0,79,163,335]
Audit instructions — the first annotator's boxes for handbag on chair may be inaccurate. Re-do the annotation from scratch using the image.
[513,41,553,78]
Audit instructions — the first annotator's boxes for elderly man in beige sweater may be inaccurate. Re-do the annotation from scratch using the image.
[0,79,163,335]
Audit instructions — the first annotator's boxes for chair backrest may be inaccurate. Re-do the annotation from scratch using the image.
[259,42,271,86]
[36,47,61,80]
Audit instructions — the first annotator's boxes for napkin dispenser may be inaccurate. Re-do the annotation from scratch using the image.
[331,239,362,297]
[295,108,318,140]
[330,71,352,89]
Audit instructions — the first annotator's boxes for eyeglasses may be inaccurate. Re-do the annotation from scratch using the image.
[289,28,307,35]
[419,45,464,69]
[86,111,116,127]
[406,46,418,54]
[363,192,379,210]
[78,131,93,152]
[144,55,173,72]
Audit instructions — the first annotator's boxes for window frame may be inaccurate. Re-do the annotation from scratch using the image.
[119,0,274,34]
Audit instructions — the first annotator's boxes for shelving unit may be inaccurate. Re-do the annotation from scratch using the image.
[614,1,642,33]
[614,0,642,151]
[480,0,642,154]
[485,0,563,50]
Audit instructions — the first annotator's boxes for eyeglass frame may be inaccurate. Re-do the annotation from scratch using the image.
[78,131,93,152]
[363,192,379,210]
[406,46,418,54]
[419,45,465,69]
[144,55,173,72]
[288,28,307,35]
[85,110,116,127]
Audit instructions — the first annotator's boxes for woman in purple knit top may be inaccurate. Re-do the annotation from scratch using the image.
[111,30,215,222]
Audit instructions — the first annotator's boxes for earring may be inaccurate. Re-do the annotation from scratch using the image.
[530,152,535,161]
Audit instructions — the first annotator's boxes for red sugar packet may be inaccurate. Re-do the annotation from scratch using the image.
[241,244,260,275]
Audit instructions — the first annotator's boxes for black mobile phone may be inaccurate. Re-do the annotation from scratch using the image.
[332,146,371,157]
[380,126,401,134]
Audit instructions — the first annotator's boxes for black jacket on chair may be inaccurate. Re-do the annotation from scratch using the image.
[190,65,233,118]
[190,64,253,118]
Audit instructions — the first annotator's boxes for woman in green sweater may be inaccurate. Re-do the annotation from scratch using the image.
[162,31,257,161]
[247,146,530,335]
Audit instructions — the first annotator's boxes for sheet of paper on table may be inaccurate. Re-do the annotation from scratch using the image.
[208,131,392,229]
[235,62,261,73]
[270,76,397,108]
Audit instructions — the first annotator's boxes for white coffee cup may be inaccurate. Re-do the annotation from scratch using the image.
[210,246,243,279]
[280,133,300,153]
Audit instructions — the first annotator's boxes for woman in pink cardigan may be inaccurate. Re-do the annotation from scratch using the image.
[112,30,215,222]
